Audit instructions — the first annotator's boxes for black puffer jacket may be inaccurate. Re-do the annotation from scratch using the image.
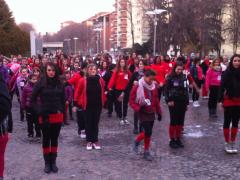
[164,74,189,105]
[219,68,240,101]
[0,73,12,136]
[31,77,65,115]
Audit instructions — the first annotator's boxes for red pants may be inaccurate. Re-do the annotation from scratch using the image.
[202,83,208,97]
[0,134,9,177]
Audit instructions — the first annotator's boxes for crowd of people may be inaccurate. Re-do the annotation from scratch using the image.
[0,51,239,178]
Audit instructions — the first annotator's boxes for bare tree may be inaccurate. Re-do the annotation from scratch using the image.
[18,22,35,33]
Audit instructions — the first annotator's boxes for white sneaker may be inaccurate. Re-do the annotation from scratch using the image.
[231,142,238,153]
[225,143,233,154]
[120,119,125,126]
[189,99,193,103]
[92,142,101,150]
[202,96,209,99]
[80,130,86,139]
[193,101,200,107]
[86,142,93,151]
[124,118,130,125]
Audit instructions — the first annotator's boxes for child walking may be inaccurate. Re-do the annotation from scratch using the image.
[130,69,161,161]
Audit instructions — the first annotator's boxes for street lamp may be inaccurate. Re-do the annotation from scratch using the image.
[146,9,167,56]
[93,28,103,54]
[73,37,79,55]
[64,39,71,55]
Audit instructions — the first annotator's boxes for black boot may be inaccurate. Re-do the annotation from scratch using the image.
[133,141,140,153]
[143,151,153,161]
[43,154,51,174]
[169,139,179,149]
[176,138,184,148]
[50,153,58,173]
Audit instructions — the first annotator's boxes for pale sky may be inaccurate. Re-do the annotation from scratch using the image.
[5,0,115,33]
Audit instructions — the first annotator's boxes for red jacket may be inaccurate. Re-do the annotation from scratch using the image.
[129,84,161,115]
[162,61,176,76]
[151,64,166,84]
[74,77,106,110]
[108,70,131,91]
[68,73,82,89]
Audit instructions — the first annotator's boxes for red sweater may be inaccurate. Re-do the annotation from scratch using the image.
[223,95,240,107]
[108,70,131,91]
[151,64,166,84]
[68,73,82,89]
[162,61,176,76]
[74,77,106,110]
[129,84,161,115]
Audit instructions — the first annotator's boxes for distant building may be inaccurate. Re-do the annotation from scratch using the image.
[83,12,115,54]
[113,0,150,49]
[42,42,63,54]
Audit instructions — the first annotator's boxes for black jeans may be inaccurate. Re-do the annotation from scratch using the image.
[26,108,41,136]
[208,85,220,110]
[224,106,240,128]
[169,101,187,126]
[76,108,86,132]
[41,123,62,153]
[114,90,128,119]
[192,79,202,101]
[85,107,101,143]
[140,121,154,138]
[107,91,115,115]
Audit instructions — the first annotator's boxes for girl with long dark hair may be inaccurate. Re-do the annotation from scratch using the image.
[220,54,240,154]
[31,62,65,173]
[165,62,190,149]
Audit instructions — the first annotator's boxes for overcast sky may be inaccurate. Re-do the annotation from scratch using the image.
[5,0,115,33]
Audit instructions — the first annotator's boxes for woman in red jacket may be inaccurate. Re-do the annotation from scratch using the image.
[151,56,166,99]
[220,54,240,154]
[108,58,131,125]
[130,69,161,161]
[74,64,106,151]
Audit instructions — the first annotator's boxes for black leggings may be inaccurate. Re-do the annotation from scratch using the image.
[26,108,40,136]
[76,108,85,131]
[42,123,62,153]
[192,80,202,101]
[140,121,154,138]
[223,106,240,128]
[85,107,101,143]
[208,85,220,110]
[114,90,128,119]
[107,91,115,115]
[169,102,187,126]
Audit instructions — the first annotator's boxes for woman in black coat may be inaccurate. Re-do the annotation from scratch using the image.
[32,62,65,174]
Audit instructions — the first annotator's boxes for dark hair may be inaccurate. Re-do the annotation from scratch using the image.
[227,54,240,71]
[144,69,156,77]
[139,59,147,66]
[193,57,201,64]
[28,74,38,81]
[169,62,184,77]
[153,56,162,65]
[116,58,127,73]
[177,56,186,64]
[40,62,62,87]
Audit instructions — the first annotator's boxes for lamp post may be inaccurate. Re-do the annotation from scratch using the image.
[73,37,79,55]
[93,28,103,54]
[146,9,167,56]
[64,39,71,55]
